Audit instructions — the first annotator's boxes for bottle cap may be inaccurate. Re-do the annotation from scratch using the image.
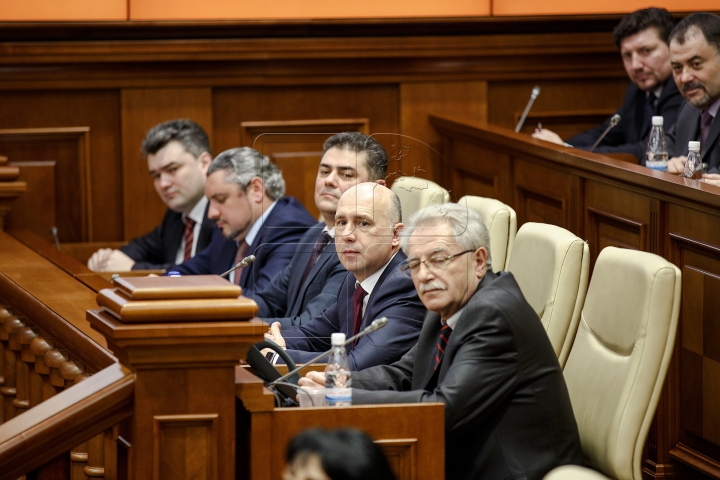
[652,116,664,126]
[689,141,701,151]
[331,333,346,346]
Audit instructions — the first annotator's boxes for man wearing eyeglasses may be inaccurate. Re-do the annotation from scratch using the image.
[300,203,583,480]
[266,182,426,370]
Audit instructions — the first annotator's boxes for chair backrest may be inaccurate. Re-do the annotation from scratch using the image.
[390,176,450,223]
[457,195,517,273]
[563,247,681,480]
[543,466,611,480]
[505,222,589,367]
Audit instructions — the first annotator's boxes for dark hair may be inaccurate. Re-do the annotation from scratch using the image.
[207,147,285,200]
[286,428,397,480]
[669,12,720,53]
[613,8,676,48]
[141,119,212,158]
[323,132,388,181]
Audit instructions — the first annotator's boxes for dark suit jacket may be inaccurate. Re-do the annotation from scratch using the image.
[283,252,426,370]
[169,197,316,297]
[666,101,720,174]
[120,203,215,271]
[251,223,347,329]
[352,271,584,480]
[568,77,683,162]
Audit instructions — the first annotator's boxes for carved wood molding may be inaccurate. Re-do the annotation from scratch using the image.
[0,155,26,230]
[669,443,720,479]
[669,233,720,259]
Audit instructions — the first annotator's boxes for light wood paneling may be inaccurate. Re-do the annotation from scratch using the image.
[0,0,126,21]
[120,88,213,241]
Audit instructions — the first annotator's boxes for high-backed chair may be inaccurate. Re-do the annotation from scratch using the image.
[505,223,589,367]
[390,176,450,222]
[457,195,517,273]
[544,465,611,480]
[563,247,681,480]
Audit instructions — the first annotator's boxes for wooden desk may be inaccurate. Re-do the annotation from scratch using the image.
[431,114,720,480]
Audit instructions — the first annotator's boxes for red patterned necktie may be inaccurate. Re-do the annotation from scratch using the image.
[233,240,249,286]
[701,111,713,150]
[434,324,453,370]
[351,283,366,340]
[183,216,196,261]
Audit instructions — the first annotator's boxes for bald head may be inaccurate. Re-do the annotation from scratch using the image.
[335,183,404,282]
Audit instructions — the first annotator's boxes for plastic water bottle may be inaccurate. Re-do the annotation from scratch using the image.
[681,141,703,179]
[325,333,352,406]
[646,116,668,171]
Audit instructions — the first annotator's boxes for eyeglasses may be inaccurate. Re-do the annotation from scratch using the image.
[400,249,475,277]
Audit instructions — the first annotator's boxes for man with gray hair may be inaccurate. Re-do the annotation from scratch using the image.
[170,147,316,298]
[300,203,583,479]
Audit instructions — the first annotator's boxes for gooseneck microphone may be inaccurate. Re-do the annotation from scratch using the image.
[51,226,61,251]
[220,255,256,278]
[515,86,541,133]
[590,114,621,152]
[267,317,389,388]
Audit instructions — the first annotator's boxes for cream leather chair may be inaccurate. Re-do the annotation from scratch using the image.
[457,195,517,273]
[505,223,589,367]
[390,176,450,223]
[563,247,681,480]
[544,465,611,480]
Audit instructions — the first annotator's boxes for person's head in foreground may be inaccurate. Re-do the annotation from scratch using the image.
[283,428,397,480]
[400,203,492,321]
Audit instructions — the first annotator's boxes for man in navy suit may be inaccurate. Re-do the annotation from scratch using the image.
[267,183,426,370]
[532,8,682,163]
[251,132,388,329]
[665,13,720,185]
[87,119,216,271]
[170,147,316,298]
[300,204,583,480]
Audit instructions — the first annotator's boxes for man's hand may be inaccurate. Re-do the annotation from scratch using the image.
[299,371,326,389]
[531,128,564,145]
[702,173,720,186]
[87,249,136,272]
[667,156,687,174]
[264,322,286,348]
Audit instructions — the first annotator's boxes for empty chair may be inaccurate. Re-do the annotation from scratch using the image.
[505,222,589,368]
[563,247,681,480]
[458,195,517,273]
[390,176,450,222]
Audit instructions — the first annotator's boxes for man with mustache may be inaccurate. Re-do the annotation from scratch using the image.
[666,13,720,185]
[532,8,682,164]
[251,133,387,329]
[169,147,316,297]
[300,203,584,480]
[266,182,425,370]
[87,119,216,272]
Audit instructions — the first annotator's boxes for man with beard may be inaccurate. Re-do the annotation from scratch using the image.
[169,147,316,297]
[666,13,720,185]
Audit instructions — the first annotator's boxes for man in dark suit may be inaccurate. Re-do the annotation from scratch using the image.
[300,203,584,480]
[665,13,720,185]
[170,147,316,298]
[87,119,215,271]
[532,8,682,163]
[267,183,425,370]
[251,132,388,328]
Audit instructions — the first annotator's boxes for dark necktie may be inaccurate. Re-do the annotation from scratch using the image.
[301,231,332,285]
[351,283,366,341]
[701,111,714,149]
[434,324,453,370]
[641,93,656,137]
[182,216,196,261]
[233,240,249,286]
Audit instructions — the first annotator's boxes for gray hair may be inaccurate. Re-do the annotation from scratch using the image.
[207,147,285,200]
[400,203,492,269]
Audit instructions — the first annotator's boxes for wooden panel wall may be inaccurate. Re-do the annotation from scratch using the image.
[0,21,626,252]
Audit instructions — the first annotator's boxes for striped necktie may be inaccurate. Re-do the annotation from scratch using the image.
[434,323,453,370]
[182,216,196,261]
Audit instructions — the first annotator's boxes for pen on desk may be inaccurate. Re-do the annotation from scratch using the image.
[537,123,542,132]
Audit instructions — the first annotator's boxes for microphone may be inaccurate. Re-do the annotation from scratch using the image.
[515,86,541,133]
[267,317,389,388]
[590,114,621,152]
[220,255,255,278]
[51,226,61,251]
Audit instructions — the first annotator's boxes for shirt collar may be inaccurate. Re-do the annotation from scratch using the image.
[444,307,464,330]
[322,224,335,239]
[244,199,277,247]
[650,84,663,100]
[356,251,399,297]
[185,196,208,225]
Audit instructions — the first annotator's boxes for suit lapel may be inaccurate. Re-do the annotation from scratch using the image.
[289,229,333,314]
[361,252,405,329]
[418,312,443,390]
[703,115,720,158]
[166,211,184,263]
